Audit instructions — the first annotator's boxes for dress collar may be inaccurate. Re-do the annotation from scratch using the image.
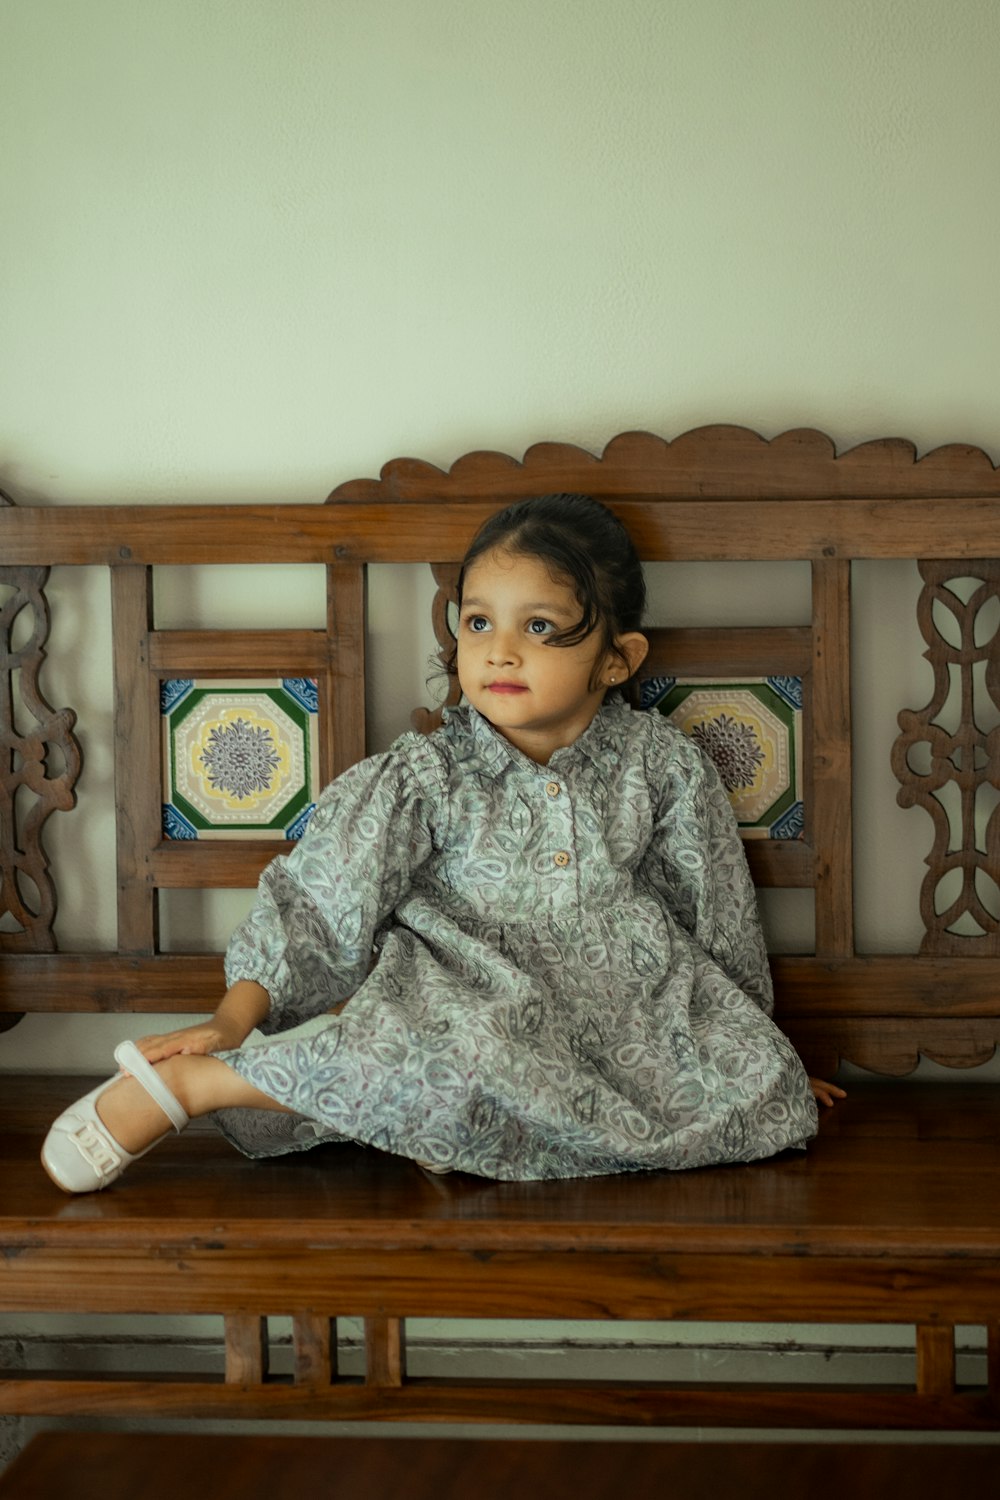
[442,700,633,779]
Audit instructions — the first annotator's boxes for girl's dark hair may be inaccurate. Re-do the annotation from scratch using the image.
[446,493,646,694]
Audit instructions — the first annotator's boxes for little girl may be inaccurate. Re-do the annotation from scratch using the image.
[43,493,842,1193]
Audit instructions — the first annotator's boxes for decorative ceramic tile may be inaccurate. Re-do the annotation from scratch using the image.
[641,675,804,840]
[162,678,319,840]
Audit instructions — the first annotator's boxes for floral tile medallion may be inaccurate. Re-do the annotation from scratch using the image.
[162,678,319,840]
[641,676,804,839]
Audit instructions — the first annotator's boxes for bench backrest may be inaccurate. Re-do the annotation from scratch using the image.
[3,425,999,1077]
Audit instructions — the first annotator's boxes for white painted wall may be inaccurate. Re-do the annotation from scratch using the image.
[2,1,999,1070]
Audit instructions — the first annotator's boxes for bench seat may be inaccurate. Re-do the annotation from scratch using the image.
[3,1076,999,1430]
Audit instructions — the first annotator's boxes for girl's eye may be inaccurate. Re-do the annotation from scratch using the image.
[466,615,491,632]
[527,618,555,636]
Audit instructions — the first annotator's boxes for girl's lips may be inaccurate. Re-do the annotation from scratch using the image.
[488,682,528,695]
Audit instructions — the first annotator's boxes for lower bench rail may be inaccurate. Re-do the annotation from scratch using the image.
[2,1319,998,1431]
[2,1375,999,1431]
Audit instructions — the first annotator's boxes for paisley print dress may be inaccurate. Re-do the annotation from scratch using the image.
[215,701,818,1178]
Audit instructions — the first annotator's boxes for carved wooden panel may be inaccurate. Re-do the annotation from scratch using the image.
[1,501,82,960]
[893,561,1000,955]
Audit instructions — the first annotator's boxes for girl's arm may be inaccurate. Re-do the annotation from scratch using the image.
[134,980,272,1063]
[224,743,440,1034]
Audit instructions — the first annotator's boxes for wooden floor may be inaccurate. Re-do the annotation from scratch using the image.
[4,1433,1000,1500]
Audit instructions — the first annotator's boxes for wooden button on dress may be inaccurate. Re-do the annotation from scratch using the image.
[553,850,571,867]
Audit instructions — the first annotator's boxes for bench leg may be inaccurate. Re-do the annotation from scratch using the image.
[916,1325,955,1396]
[365,1316,406,1387]
[989,1324,1000,1404]
[292,1316,338,1386]
[225,1315,269,1385]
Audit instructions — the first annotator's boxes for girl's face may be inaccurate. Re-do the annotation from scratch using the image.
[457,547,645,765]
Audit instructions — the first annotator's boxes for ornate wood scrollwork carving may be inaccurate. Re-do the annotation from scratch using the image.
[892,560,1000,955]
[1,494,82,966]
[411,562,462,734]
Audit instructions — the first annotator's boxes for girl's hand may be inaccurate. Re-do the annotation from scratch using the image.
[135,1019,249,1063]
[809,1076,847,1107]
[134,981,271,1064]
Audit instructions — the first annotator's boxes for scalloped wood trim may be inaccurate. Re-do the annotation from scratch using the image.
[327,426,1000,504]
[784,1018,1000,1078]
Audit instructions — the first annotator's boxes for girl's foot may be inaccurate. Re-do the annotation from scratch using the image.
[41,1041,189,1194]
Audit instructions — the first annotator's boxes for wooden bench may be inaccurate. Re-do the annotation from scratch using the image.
[2,424,1000,1433]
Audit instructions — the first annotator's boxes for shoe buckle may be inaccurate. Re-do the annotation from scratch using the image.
[72,1121,121,1176]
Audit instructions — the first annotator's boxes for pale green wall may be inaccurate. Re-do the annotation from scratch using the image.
[3,0,999,494]
[2,0,999,1076]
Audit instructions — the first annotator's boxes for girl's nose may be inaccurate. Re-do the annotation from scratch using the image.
[487,631,519,666]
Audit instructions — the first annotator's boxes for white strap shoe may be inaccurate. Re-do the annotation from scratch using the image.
[41,1041,189,1194]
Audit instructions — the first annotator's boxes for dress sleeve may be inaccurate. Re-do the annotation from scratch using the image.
[639,725,774,1016]
[224,736,441,1031]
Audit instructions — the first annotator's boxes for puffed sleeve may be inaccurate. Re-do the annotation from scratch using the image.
[639,723,774,1015]
[224,735,442,1031]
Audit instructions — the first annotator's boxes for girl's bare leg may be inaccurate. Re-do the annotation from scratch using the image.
[96,1054,291,1155]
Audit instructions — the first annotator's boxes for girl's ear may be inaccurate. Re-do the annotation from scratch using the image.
[604,631,649,685]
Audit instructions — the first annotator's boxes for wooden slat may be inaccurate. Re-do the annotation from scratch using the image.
[770,956,1000,1015]
[5,1246,1000,1323]
[6,952,1000,1017]
[224,1315,269,1384]
[916,1326,956,1396]
[292,1315,336,1386]
[327,560,367,776]
[810,560,853,960]
[111,567,160,955]
[742,840,815,888]
[150,812,812,893]
[150,842,280,889]
[5,497,1000,566]
[643,626,813,678]
[0,1377,998,1430]
[0,952,225,1011]
[149,630,328,674]
[230,495,1000,563]
[365,1317,406,1387]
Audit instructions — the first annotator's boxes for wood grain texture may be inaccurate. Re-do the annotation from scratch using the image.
[327,559,366,776]
[916,1325,956,1397]
[224,1314,269,1384]
[810,559,853,960]
[292,1315,337,1386]
[3,498,1000,567]
[110,567,160,955]
[365,1316,406,1387]
[1,1381,999,1432]
[4,1434,1000,1500]
[149,629,329,674]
